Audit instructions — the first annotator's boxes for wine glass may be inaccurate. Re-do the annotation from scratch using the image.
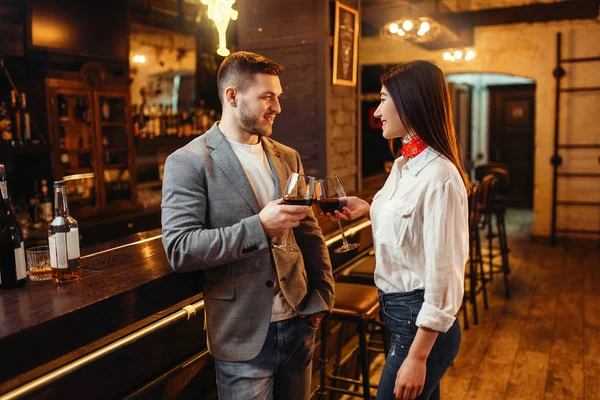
[316,175,360,253]
[272,172,315,252]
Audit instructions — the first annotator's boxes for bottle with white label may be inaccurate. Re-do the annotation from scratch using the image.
[0,164,27,289]
[48,180,81,283]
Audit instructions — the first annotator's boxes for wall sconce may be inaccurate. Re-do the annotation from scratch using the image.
[132,54,146,64]
[201,0,238,57]
[443,49,476,62]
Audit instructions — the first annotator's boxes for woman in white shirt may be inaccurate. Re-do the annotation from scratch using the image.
[329,61,470,400]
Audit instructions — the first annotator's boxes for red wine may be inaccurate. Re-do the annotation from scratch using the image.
[283,196,313,206]
[318,198,347,214]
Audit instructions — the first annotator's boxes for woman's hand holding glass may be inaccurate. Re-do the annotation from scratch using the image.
[323,195,370,222]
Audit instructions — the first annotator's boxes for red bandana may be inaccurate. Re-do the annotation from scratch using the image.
[401,135,428,158]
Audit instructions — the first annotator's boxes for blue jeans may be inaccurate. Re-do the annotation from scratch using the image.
[376,290,461,400]
[214,316,317,400]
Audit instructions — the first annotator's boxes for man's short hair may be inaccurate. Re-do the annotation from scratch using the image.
[217,51,284,103]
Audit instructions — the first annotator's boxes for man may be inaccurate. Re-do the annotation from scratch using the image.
[161,51,334,399]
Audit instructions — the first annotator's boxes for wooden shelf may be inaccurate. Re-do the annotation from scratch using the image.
[60,120,92,127]
[104,163,128,169]
[0,142,51,155]
[100,121,126,127]
[64,167,94,175]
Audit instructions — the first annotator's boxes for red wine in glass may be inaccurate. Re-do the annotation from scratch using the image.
[283,195,313,207]
[317,198,347,214]
[273,173,315,251]
[316,176,360,253]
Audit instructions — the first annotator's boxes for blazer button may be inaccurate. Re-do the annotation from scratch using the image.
[265,280,274,288]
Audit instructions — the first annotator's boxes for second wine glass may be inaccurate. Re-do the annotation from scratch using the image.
[272,172,315,252]
[316,175,360,253]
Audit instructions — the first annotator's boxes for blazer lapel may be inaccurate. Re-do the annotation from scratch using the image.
[262,137,286,198]
[205,125,261,214]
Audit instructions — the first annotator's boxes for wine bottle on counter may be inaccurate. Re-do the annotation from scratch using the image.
[48,180,81,283]
[0,164,27,289]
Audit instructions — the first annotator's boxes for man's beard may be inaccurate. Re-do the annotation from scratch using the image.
[238,102,272,137]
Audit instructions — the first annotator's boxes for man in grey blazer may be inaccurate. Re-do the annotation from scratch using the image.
[161,51,334,399]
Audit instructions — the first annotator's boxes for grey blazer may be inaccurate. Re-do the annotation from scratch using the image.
[161,124,334,362]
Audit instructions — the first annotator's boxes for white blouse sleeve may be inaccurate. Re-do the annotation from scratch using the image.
[415,179,469,332]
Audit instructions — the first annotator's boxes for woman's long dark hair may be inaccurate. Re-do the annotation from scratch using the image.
[382,60,471,193]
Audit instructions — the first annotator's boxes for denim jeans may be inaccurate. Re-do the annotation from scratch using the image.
[214,316,317,400]
[376,290,461,400]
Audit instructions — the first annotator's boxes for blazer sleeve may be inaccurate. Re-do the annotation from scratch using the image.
[161,148,270,272]
[290,151,335,312]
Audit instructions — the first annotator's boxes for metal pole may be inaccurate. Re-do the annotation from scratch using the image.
[550,32,563,247]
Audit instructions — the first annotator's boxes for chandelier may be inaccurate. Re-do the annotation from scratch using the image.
[443,48,476,62]
[380,17,441,44]
[199,0,238,57]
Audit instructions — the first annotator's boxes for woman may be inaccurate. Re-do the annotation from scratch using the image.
[328,61,470,400]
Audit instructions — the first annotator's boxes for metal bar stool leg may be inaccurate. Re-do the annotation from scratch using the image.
[330,322,348,400]
[358,323,371,400]
[476,228,489,310]
[469,243,479,325]
[318,319,328,400]
[496,211,510,298]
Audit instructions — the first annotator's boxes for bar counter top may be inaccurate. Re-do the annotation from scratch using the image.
[0,173,386,397]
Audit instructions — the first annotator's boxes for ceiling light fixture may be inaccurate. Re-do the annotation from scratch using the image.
[200,0,238,57]
[381,17,441,45]
[443,48,476,62]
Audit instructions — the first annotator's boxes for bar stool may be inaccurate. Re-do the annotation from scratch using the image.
[337,253,376,286]
[318,282,386,400]
[463,183,489,328]
[477,173,511,298]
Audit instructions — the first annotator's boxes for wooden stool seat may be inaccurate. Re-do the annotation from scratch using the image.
[338,256,376,287]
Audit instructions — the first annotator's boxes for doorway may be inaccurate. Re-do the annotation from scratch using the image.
[446,73,536,209]
[488,84,536,208]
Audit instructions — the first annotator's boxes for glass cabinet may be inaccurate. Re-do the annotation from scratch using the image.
[46,77,136,218]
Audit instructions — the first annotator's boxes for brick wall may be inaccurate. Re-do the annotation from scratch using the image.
[360,20,600,238]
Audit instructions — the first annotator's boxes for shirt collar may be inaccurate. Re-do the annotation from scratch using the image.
[401,147,441,176]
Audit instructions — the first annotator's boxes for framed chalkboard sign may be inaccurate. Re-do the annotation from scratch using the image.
[332,2,359,87]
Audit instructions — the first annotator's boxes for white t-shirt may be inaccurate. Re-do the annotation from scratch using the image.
[370,147,469,333]
[227,138,297,322]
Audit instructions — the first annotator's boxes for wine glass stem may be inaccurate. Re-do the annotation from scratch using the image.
[337,219,351,246]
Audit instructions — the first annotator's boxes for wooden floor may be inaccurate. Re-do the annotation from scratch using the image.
[357,209,600,400]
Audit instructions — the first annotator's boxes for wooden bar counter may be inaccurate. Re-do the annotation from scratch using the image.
[0,174,384,399]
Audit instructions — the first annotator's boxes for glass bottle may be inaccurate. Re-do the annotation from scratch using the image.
[0,164,27,289]
[48,180,81,283]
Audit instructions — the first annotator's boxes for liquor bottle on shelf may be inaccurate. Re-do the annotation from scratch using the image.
[159,104,166,135]
[0,101,12,144]
[81,98,91,123]
[58,95,69,121]
[20,93,32,144]
[132,104,140,137]
[102,136,111,165]
[101,99,111,121]
[10,90,22,146]
[48,180,81,283]
[29,180,41,225]
[0,164,27,289]
[39,179,53,223]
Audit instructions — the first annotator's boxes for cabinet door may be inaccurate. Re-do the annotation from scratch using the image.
[95,93,136,207]
[49,88,100,216]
